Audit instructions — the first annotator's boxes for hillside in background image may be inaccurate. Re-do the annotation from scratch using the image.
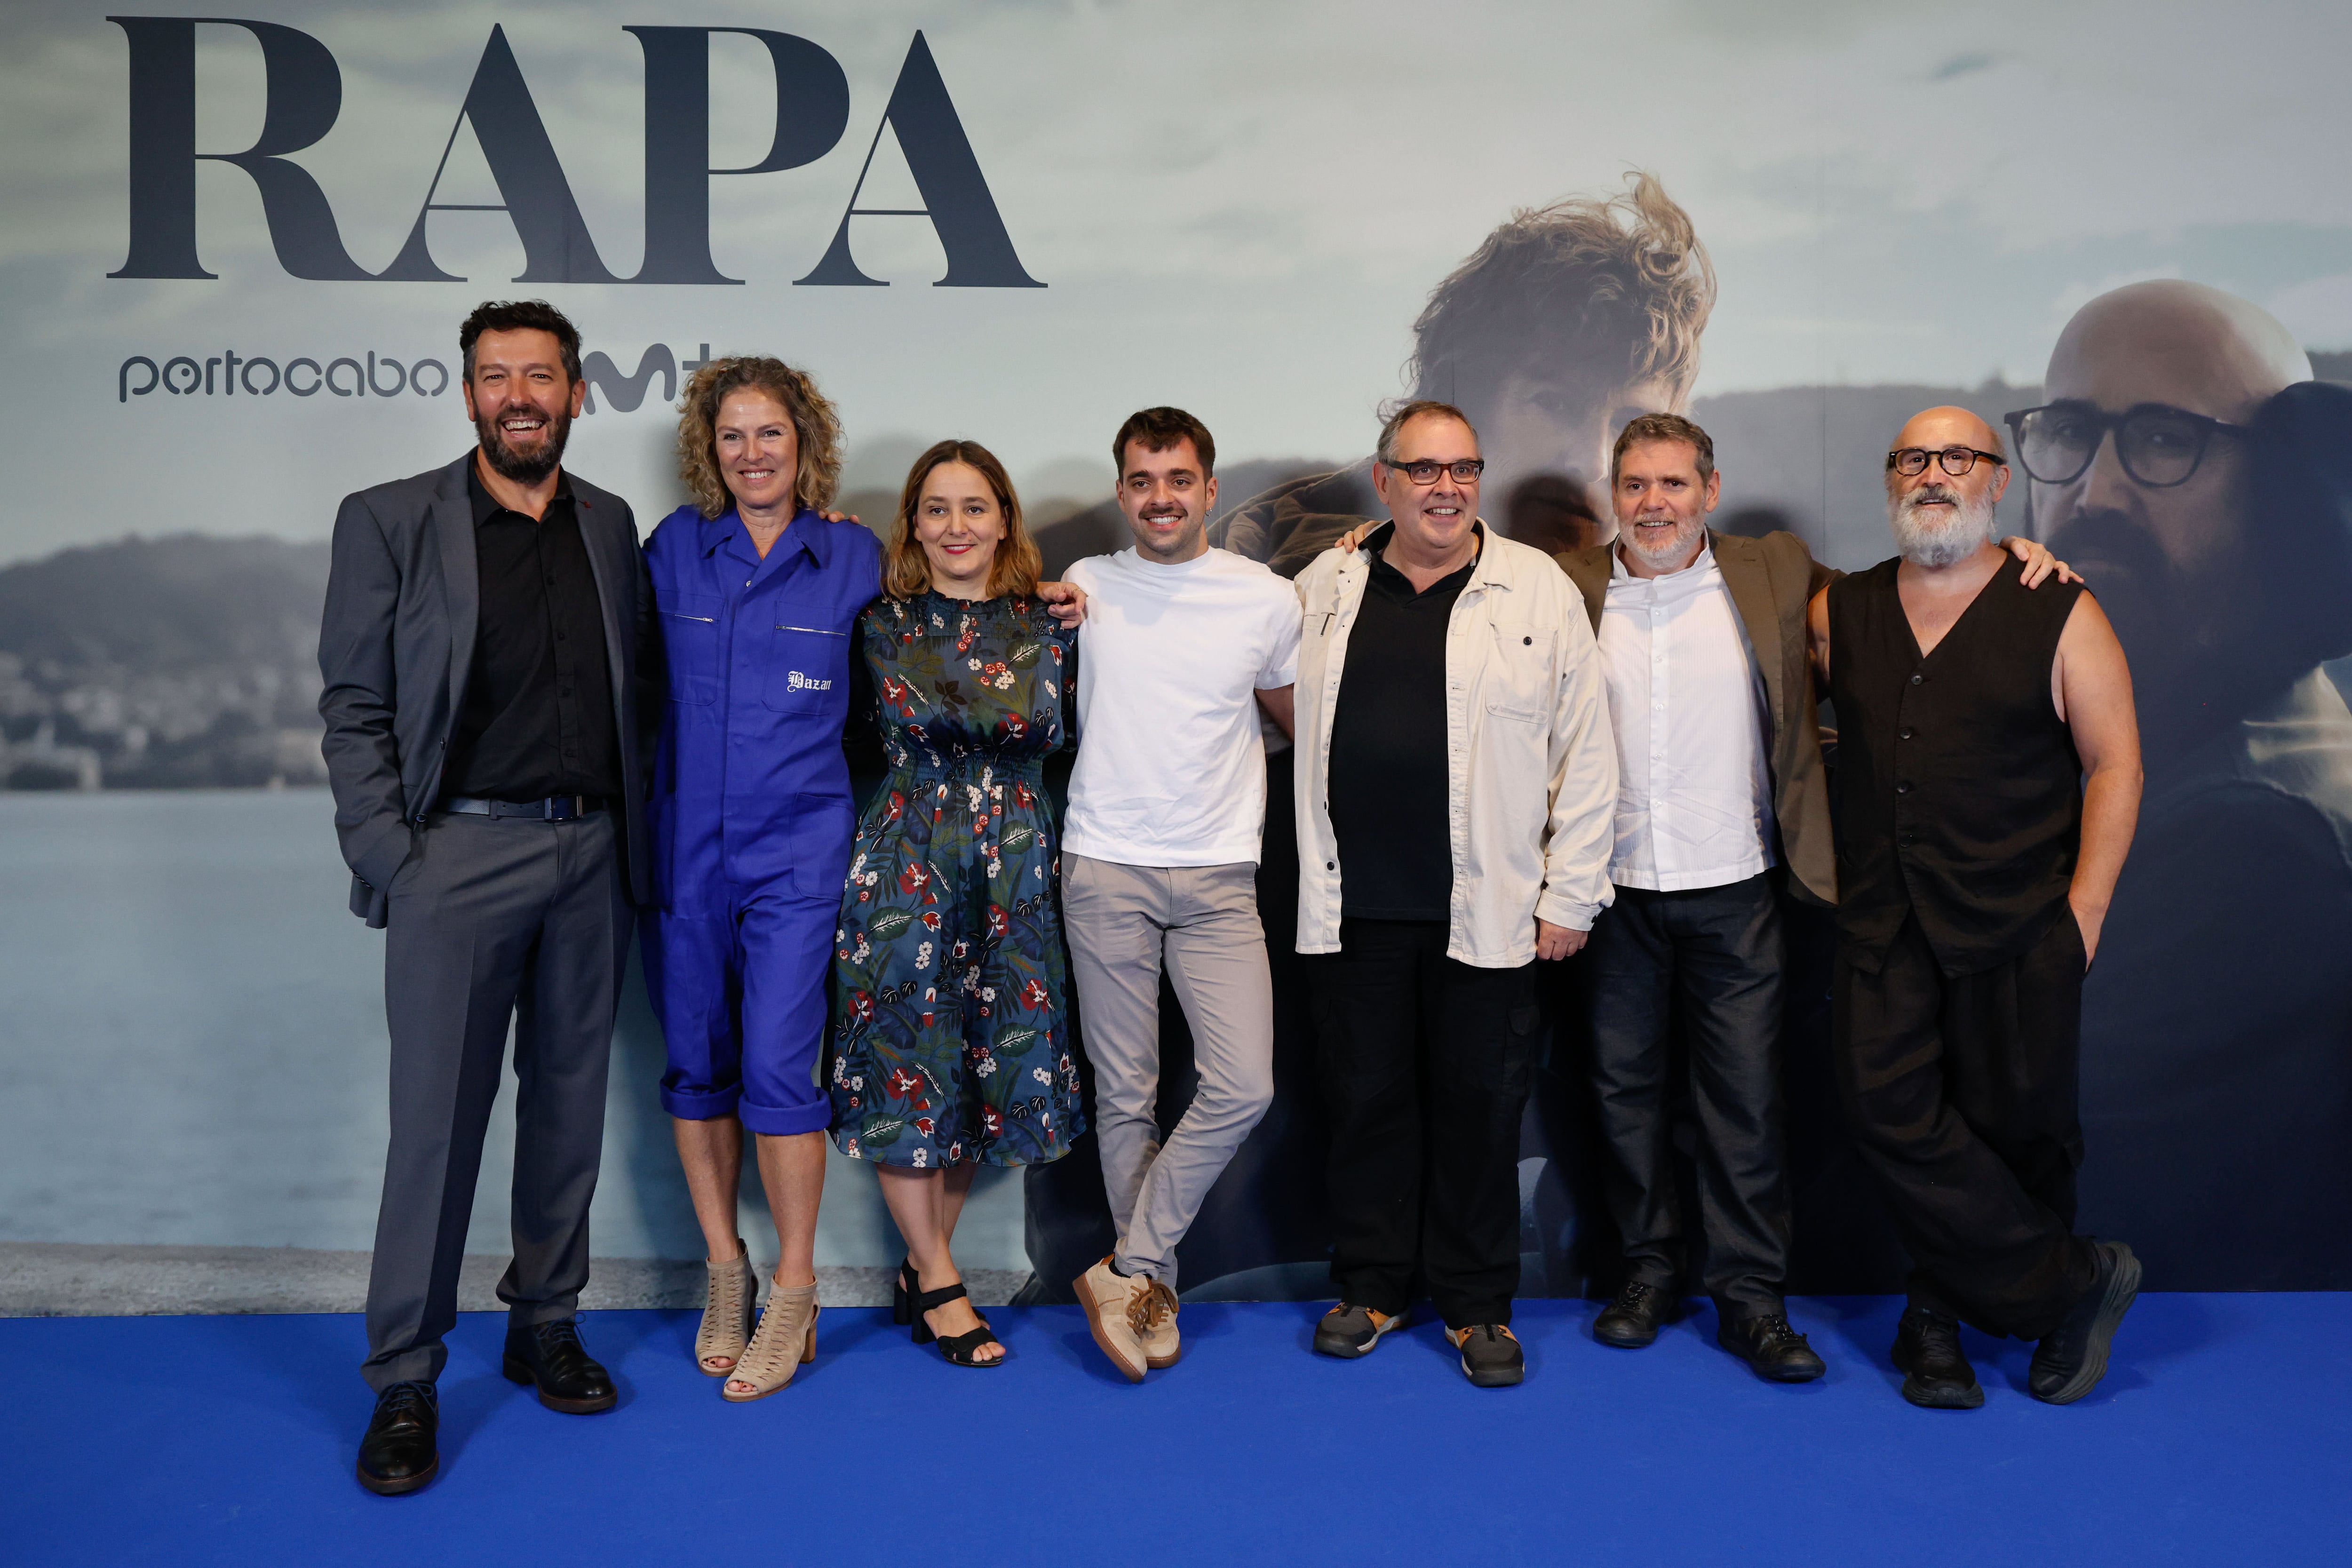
[0,536,332,790]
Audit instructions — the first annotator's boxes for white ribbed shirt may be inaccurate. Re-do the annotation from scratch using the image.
[1598,541,1777,891]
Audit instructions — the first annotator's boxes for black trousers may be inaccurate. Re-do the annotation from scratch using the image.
[1834,910,2098,1341]
[1304,919,1539,1329]
[362,810,631,1391]
[1587,872,1790,1319]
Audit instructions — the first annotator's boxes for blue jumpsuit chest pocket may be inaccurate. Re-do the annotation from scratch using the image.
[658,591,723,706]
[761,621,850,713]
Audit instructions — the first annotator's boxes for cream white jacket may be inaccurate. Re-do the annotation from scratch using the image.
[1292,524,1617,967]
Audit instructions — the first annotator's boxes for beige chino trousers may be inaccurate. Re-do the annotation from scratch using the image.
[1062,853,1277,1288]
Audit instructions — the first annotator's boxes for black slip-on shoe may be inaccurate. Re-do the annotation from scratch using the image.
[2030,1241,2141,1405]
[356,1381,438,1496]
[502,1315,618,1414]
[1452,1324,1525,1387]
[1716,1313,1826,1383]
[1890,1305,1985,1409]
[1313,1302,1406,1359]
[1592,1279,1672,1348]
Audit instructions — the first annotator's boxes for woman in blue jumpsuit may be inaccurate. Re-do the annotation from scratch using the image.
[644,357,876,1401]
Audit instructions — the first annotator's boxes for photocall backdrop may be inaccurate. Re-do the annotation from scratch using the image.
[2,0,2347,1299]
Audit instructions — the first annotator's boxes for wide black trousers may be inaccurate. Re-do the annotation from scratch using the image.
[1586,872,1791,1320]
[1833,910,2098,1341]
[1304,919,1539,1329]
[362,810,631,1391]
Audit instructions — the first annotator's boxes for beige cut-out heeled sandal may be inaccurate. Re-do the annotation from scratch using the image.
[696,1242,756,1377]
[722,1281,819,1402]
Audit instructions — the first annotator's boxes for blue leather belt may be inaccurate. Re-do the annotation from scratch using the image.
[440,795,609,821]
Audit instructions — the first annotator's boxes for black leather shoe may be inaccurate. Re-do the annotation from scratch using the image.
[502,1315,618,1414]
[2030,1240,2141,1404]
[1890,1305,1984,1409]
[1592,1279,1671,1348]
[1717,1313,1826,1382]
[1452,1324,1526,1387]
[356,1381,438,1496]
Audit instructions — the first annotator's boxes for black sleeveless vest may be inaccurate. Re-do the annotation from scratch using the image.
[1828,557,2084,976]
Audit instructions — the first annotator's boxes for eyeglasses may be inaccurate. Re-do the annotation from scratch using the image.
[2003,401,2248,489]
[1885,446,2008,478]
[1385,458,1486,486]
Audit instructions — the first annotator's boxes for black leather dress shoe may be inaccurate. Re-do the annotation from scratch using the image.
[357,1381,438,1496]
[1717,1313,1826,1382]
[502,1315,618,1414]
[1592,1280,1670,1348]
[1891,1305,1984,1409]
[2030,1240,2141,1404]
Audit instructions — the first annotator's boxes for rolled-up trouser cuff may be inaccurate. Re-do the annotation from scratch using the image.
[662,1082,743,1121]
[741,1094,830,1137]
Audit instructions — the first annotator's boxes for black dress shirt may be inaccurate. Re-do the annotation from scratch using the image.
[442,459,622,803]
[1327,537,1478,921]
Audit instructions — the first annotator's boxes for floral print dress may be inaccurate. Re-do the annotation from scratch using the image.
[828,591,1084,1168]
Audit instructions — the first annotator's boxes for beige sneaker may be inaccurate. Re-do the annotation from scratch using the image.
[1074,1255,1148,1383]
[1136,1279,1181,1369]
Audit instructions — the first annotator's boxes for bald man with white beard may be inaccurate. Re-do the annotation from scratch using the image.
[2016,281,2352,1289]
[1808,408,2143,1409]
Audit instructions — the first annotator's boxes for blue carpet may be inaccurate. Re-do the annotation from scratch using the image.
[5,1294,2346,1566]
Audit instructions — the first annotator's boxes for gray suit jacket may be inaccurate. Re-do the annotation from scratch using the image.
[318,452,654,926]
[1556,528,1838,907]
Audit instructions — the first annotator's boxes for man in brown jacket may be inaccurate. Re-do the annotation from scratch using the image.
[1555,414,2068,1381]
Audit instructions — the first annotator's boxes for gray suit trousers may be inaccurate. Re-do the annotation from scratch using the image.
[1063,854,1275,1289]
[361,810,631,1391]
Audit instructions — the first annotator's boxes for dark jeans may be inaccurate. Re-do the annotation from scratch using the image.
[1587,872,1790,1320]
[1304,919,1539,1329]
[362,810,631,1391]
[1834,909,2098,1341]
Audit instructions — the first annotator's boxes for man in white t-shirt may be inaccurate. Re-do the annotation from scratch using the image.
[1063,407,1302,1383]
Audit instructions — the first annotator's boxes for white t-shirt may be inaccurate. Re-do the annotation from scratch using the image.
[1063,546,1303,868]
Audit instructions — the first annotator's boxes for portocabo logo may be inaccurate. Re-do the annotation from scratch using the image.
[120,342,715,414]
[109,21,1040,289]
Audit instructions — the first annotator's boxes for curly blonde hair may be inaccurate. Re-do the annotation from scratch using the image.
[1407,170,1716,414]
[675,356,842,518]
[884,439,1043,601]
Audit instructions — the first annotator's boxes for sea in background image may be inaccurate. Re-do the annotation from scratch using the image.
[0,788,1026,1274]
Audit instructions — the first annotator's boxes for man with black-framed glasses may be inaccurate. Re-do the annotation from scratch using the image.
[2020,279,2352,1292]
[1807,404,2145,1409]
[1291,399,1617,1387]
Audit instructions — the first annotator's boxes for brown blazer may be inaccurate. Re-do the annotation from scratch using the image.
[1555,529,1838,907]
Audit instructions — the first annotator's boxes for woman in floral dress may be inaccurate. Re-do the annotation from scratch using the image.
[830,439,1083,1367]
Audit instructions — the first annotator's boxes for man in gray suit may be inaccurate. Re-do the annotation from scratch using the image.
[318,300,652,1496]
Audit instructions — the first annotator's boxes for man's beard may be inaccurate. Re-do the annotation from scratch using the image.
[475,400,572,484]
[1891,482,1997,567]
[2044,506,2261,765]
[1620,512,1705,571]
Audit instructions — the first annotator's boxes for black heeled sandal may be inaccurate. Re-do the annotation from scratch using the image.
[909,1277,1006,1368]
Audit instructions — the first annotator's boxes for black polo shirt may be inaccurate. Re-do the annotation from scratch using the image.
[1327,528,1479,922]
[442,458,622,803]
